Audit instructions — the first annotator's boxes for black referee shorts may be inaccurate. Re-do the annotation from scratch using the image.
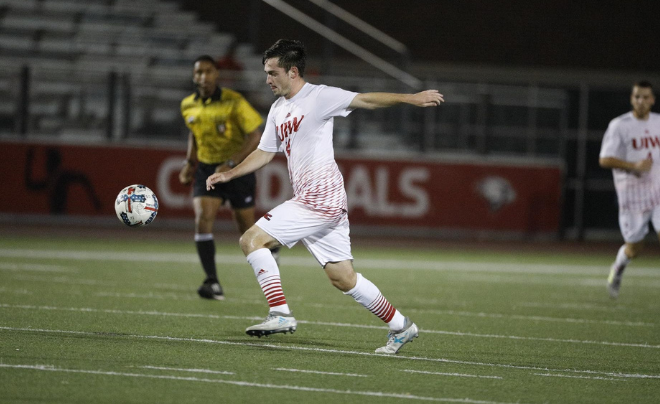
[193,162,256,209]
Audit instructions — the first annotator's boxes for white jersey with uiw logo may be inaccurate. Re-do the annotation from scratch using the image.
[599,111,660,212]
[258,83,358,218]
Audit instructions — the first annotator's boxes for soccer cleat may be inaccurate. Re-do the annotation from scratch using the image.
[246,311,297,338]
[197,279,225,301]
[607,264,624,299]
[375,317,419,354]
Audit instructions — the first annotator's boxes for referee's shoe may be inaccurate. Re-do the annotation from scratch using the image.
[198,279,225,300]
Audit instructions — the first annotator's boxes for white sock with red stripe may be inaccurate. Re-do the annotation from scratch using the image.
[614,244,631,275]
[246,248,291,315]
[344,273,405,331]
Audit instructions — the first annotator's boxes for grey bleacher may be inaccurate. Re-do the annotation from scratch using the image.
[0,0,239,138]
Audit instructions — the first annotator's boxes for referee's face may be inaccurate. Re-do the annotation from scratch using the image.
[631,86,655,120]
[193,60,219,98]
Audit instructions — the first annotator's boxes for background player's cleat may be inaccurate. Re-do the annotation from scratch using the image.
[375,317,419,354]
[246,312,297,337]
[197,279,225,300]
[607,264,623,299]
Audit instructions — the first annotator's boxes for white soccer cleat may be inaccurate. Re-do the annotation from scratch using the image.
[375,317,419,354]
[246,312,297,338]
[607,264,623,299]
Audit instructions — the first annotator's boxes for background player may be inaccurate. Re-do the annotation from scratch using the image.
[207,39,443,354]
[180,55,279,300]
[599,80,660,298]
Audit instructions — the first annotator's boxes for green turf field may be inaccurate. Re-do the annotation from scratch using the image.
[1,234,659,403]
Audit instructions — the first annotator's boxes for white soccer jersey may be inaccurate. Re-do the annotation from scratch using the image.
[600,111,660,212]
[258,83,358,218]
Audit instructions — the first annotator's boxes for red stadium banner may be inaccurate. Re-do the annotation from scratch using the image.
[0,140,562,234]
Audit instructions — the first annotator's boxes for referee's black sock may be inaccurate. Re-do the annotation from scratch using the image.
[195,234,218,283]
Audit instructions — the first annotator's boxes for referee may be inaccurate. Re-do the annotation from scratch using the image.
[179,55,278,300]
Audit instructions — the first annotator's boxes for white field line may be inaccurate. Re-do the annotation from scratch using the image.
[3,276,650,328]
[0,262,76,273]
[10,274,116,286]
[10,270,658,292]
[402,369,502,379]
[84,292,660,327]
[1,304,660,350]
[534,373,625,381]
[0,363,514,404]
[0,287,32,295]
[1,294,655,331]
[519,301,659,313]
[1,248,659,277]
[139,366,234,375]
[406,308,653,327]
[93,291,266,306]
[12,276,651,328]
[2,327,659,381]
[274,367,368,377]
[445,274,660,288]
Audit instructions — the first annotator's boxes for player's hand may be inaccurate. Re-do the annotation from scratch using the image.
[633,158,653,175]
[411,90,444,107]
[206,172,231,190]
[179,164,194,185]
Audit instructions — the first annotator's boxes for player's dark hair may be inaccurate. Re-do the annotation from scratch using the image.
[262,39,306,77]
[634,80,653,91]
[194,55,217,67]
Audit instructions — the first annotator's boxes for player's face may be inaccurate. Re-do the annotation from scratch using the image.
[264,58,293,98]
[193,61,219,97]
[630,86,655,119]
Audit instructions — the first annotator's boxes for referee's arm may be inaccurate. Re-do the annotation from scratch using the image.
[179,131,197,185]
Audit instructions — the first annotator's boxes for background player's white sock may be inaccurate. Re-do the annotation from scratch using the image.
[613,244,631,275]
[344,273,405,331]
[247,248,291,315]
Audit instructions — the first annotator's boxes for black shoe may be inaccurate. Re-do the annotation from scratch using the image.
[197,279,224,300]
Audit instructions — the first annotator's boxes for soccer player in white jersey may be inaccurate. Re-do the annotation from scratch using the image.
[207,39,443,354]
[599,81,660,299]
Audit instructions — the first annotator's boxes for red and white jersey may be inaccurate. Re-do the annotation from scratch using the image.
[599,111,660,212]
[258,83,358,218]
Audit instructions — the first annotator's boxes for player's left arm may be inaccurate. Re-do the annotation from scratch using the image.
[207,149,275,190]
[349,90,444,110]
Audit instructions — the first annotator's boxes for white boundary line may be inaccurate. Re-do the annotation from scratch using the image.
[1,304,658,349]
[1,248,659,277]
[274,368,368,377]
[534,373,625,381]
[13,282,654,326]
[406,308,653,327]
[402,369,503,380]
[0,262,76,273]
[1,280,655,327]
[0,363,516,404]
[1,326,660,380]
[138,366,234,375]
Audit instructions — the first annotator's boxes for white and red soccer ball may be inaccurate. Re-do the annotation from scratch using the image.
[114,185,158,227]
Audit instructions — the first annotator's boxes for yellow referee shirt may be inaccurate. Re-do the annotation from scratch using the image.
[181,87,263,164]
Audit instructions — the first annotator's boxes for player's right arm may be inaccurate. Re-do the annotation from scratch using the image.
[179,131,197,185]
[599,116,652,176]
[207,149,275,190]
[599,156,652,175]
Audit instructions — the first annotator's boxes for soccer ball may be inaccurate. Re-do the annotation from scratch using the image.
[114,184,159,227]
